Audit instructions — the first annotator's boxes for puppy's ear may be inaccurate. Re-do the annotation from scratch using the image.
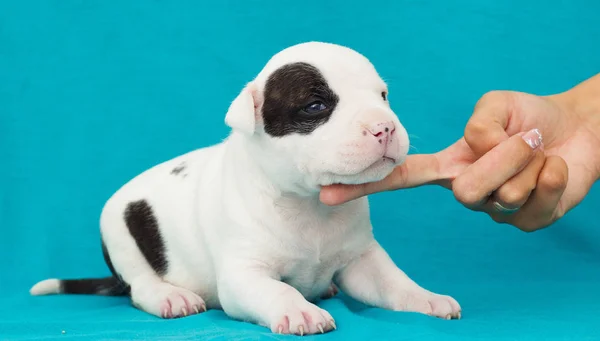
[224,82,260,136]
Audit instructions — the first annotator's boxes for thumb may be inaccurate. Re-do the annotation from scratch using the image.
[319,154,442,205]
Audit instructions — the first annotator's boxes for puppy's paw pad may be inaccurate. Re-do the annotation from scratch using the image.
[270,303,336,335]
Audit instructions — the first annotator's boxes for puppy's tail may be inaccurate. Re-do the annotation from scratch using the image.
[30,277,129,296]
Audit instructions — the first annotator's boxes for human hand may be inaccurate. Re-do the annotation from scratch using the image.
[320,76,600,232]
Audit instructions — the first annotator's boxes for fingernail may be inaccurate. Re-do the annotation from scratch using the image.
[521,128,543,149]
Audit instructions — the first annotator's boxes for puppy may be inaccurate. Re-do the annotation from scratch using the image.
[30,42,461,336]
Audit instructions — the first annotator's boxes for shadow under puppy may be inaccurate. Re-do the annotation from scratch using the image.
[30,41,461,336]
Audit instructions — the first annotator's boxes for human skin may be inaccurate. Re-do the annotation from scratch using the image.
[320,73,600,232]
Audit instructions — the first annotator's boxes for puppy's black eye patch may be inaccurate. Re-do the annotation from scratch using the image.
[381,92,387,101]
[262,62,339,137]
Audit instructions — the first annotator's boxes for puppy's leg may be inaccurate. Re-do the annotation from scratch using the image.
[334,241,461,319]
[217,263,336,335]
[102,205,206,319]
[107,239,207,319]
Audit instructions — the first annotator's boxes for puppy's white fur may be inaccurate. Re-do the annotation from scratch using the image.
[31,42,460,335]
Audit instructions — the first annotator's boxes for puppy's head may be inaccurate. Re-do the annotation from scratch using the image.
[225,42,409,192]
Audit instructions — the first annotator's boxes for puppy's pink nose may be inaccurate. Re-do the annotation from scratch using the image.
[366,121,395,141]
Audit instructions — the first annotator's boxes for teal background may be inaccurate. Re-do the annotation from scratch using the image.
[1,0,599,340]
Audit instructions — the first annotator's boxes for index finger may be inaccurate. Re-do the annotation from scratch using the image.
[319,154,441,205]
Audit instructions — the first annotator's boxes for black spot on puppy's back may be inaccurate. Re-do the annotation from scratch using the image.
[171,161,186,176]
[124,200,168,276]
[262,62,339,137]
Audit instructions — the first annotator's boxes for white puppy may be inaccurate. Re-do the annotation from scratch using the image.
[30,42,461,336]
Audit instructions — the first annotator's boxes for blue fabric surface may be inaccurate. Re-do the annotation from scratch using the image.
[1,1,599,340]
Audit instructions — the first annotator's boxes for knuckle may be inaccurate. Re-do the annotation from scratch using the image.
[464,108,508,152]
[464,124,501,155]
[464,119,488,140]
[496,184,531,206]
[475,90,506,109]
[463,119,494,149]
[539,168,568,192]
[453,183,485,207]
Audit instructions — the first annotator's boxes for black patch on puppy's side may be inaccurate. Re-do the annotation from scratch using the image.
[124,200,168,276]
[262,62,339,137]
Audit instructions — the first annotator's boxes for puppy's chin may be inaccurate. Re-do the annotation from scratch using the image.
[316,157,402,187]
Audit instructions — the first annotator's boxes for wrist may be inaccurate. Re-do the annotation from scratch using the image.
[551,73,600,180]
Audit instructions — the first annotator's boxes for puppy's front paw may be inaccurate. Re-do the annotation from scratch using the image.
[395,292,461,320]
[426,293,461,320]
[270,301,336,335]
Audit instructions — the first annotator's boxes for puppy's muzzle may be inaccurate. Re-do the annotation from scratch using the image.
[364,120,400,163]
[357,106,406,166]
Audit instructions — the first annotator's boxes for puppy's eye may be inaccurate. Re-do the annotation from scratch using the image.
[381,92,387,101]
[303,101,328,114]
